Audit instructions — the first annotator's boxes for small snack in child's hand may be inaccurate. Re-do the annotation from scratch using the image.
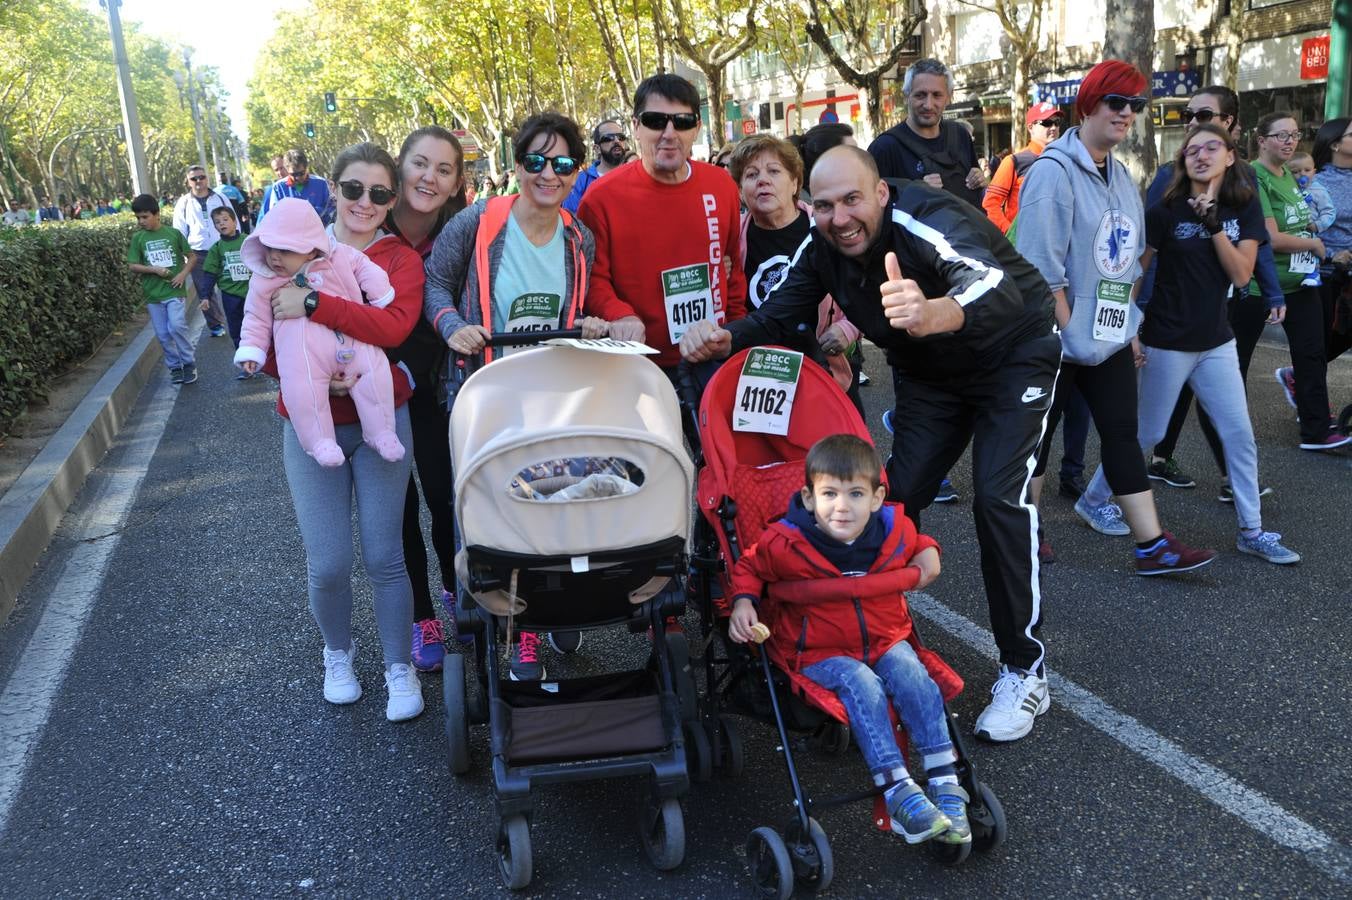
[750,622,771,644]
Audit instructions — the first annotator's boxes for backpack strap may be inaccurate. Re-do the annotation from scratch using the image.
[473,195,516,364]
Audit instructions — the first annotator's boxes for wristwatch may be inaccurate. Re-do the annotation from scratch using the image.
[303,290,320,318]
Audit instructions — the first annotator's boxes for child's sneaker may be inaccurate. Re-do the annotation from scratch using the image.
[887,782,951,844]
[548,631,583,653]
[509,631,545,681]
[1146,456,1195,488]
[1134,532,1216,576]
[1236,531,1300,565]
[933,478,959,504]
[170,366,185,384]
[322,642,361,705]
[210,325,227,338]
[411,618,446,672]
[1300,270,1322,288]
[926,783,973,844]
[974,665,1049,742]
[181,363,198,384]
[384,663,424,721]
[1073,495,1131,536]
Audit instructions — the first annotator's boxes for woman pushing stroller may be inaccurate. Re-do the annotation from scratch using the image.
[727,434,971,846]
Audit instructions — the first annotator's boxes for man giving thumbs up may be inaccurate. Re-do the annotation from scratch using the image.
[681,144,1063,744]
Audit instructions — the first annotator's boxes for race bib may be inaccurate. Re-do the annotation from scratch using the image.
[661,263,713,345]
[146,240,174,268]
[1289,236,1318,275]
[733,347,803,436]
[1092,280,1131,344]
[224,250,249,283]
[545,337,658,355]
[503,292,562,356]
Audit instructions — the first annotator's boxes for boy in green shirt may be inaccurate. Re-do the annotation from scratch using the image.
[126,193,199,384]
[202,206,252,374]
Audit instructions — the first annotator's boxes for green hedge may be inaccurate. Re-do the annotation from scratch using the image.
[0,216,142,435]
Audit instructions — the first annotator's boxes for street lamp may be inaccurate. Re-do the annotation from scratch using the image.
[98,0,149,195]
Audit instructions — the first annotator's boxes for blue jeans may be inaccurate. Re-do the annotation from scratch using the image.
[147,297,194,368]
[221,291,246,347]
[803,640,952,779]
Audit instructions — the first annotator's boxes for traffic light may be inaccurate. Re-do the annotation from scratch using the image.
[324,91,337,113]
[304,122,316,139]
[114,123,125,141]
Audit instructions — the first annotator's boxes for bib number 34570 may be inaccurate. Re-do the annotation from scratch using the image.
[734,347,803,436]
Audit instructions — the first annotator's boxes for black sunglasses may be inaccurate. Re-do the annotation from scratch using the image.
[338,180,396,205]
[637,111,700,132]
[1034,118,1062,128]
[187,175,206,182]
[520,153,579,176]
[1180,107,1223,125]
[597,133,628,145]
[1103,94,1148,113]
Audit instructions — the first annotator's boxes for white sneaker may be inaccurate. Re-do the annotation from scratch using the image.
[974,665,1049,742]
[322,642,362,705]
[384,663,424,722]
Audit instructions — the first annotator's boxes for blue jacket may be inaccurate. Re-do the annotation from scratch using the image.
[259,176,330,224]
[562,164,601,214]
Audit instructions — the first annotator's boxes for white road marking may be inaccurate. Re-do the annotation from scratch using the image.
[907,591,1352,885]
[0,329,194,838]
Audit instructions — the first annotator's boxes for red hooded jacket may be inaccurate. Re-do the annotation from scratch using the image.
[729,502,961,720]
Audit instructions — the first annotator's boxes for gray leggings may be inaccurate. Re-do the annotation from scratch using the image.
[282,405,414,667]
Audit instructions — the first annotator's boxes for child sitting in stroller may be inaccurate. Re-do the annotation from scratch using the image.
[727,434,970,845]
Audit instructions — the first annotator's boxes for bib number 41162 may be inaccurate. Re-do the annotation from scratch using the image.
[733,347,803,436]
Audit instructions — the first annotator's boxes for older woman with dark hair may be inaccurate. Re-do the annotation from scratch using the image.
[729,132,862,412]
[423,111,608,681]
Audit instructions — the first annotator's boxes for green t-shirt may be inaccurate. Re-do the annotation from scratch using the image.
[204,233,251,297]
[491,214,566,347]
[1249,161,1317,296]
[127,225,191,304]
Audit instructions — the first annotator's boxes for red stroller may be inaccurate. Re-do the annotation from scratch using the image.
[680,348,1007,896]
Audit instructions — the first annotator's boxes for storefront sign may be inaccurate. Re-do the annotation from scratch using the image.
[1035,70,1200,105]
[1301,36,1330,80]
[741,119,757,136]
[942,100,984,120]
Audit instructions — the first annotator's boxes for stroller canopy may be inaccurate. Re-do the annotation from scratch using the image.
[451,346,693,558]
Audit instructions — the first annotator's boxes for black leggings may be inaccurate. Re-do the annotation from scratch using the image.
[1322,270,1352,364]
[403,377,457,621]
[1034,345,1150,496]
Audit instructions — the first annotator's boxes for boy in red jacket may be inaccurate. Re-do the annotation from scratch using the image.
[728,434,970,845]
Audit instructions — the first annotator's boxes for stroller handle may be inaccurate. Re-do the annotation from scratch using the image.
[486,328,585,349]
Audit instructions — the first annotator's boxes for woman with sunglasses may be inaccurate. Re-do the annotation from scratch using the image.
[378,127,472,673]
[1017,59,1216,575]
[424,111,607,681]
[1251,111,1348,451]
[1136,125,1299,563]
[263,142,429,721]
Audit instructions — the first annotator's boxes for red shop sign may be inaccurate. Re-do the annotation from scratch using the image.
[741,119,757,136]
[1301,36,1330,80]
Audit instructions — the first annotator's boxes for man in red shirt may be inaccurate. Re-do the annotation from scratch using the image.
[579,73,747,369]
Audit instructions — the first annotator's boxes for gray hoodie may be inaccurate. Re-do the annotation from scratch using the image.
[1016,126,1144,366]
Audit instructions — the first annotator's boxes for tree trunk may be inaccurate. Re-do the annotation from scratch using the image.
[705,65,726,149]
[1223,2,1247,92]
[1103,0,1156,192]
[1011,52,1033,148]
[861,74,884,144]
[794,82,804,135]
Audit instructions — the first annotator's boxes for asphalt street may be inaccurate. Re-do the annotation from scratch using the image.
[0,327,1349,898]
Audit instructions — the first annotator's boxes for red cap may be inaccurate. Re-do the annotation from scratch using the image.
[1025,102,1063,127]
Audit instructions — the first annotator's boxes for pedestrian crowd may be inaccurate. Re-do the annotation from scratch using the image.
[114,57,1350,839]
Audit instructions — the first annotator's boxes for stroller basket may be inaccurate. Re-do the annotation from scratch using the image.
[497,670,668,764]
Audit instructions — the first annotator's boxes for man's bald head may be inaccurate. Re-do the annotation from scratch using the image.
[808,145,890,258]
[809,144,880,195]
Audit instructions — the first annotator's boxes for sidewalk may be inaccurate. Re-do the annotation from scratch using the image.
[0,314,170,623]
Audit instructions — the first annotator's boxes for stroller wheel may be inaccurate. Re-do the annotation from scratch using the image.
[927,836,973,867]
[442,653,471,776]
[637,793,686,871]
[496,815,532,890]
[683,720,713,783]
[969,781,1008,854]
[746,826,793,900]
[784,817,833,893]
[715,715,745,777]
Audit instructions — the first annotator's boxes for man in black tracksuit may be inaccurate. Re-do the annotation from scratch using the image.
[681,145,1060,743]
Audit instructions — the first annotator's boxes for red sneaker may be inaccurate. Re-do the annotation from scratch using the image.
[1135,532,1217,576]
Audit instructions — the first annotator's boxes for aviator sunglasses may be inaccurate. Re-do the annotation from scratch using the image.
[1103,94,1148,114]
[520,153,580,176]
[637,111,700,132]
[338,180,396,204]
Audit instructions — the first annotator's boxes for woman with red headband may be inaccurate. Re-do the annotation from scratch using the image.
[1017,60,1216,576]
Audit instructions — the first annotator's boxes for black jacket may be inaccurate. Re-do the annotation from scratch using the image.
[728,182,1055,380]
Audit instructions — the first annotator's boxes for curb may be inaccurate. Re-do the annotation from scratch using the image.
[0,321,162,623]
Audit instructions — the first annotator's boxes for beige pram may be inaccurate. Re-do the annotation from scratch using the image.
[443,337,695,890]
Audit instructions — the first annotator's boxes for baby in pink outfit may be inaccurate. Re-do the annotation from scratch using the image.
[232,197,404,466]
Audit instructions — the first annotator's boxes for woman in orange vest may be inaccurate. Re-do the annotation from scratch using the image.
[423,111,609,681]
